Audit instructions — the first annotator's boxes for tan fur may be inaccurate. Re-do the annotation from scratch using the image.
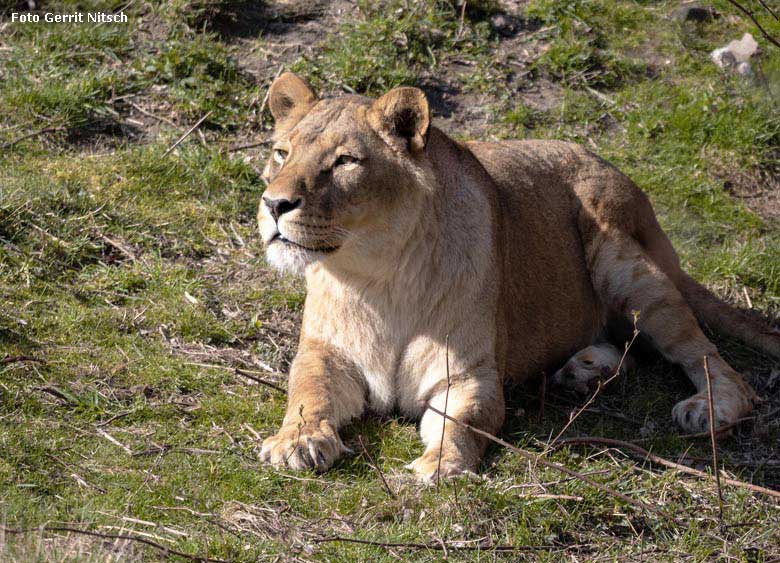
[552,343,635,394]
[257,73,778,480]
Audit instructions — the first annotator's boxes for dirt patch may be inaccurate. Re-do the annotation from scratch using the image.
[712,151,780,221]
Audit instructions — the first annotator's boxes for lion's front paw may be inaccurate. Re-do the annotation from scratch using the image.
[405,449,477,483]
[260,420,347,472]
[672,384,755,434]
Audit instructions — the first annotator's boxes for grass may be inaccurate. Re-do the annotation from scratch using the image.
[1,0,780,561]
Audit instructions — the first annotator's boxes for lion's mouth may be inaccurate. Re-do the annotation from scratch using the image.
[270,233,340,253]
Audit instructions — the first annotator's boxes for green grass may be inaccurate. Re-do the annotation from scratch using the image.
[2,0,780,561]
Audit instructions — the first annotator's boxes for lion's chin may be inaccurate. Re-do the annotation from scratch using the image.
[265,239,323,276]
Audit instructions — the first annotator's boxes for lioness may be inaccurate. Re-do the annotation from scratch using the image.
[257,72,779,480]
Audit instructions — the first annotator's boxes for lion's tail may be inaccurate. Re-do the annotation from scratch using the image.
[679,272,780,359]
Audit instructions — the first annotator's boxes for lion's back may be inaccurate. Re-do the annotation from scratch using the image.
[467,140,606,379]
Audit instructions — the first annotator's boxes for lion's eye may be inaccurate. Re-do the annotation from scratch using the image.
[273,149,288,165]
[334,154,360,168]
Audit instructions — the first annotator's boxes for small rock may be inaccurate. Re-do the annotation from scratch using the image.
[736,61,753,77]
[729,33,759,61]
[710,32,759,78]
[713,49,738,69]
[674,4,719,22]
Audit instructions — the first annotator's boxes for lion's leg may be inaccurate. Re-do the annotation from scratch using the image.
[409,373,504,481]
[586,230,757,432]
[260,341,365,472]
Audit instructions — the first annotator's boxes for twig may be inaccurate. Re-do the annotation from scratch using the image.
[703,356,725,527]
[2,355,44,365]
[95,428,133,455]
[257,65,284,121]
[585,86,616,106]
[632,414,756,441]
[436,334,452,492]
[186,362,287,394]
[758,0,779,22]
[226,139,272,152]
[546,315,639,451]
[557,437,780,500]
[357,435,395,498]
[162,111,212,158]
[724,0,780,50]
[30,223,71,248]
[425,405,671,519]
[456,0,467,40]
[311,535,560,553]
[234,368,287,394]
[128,101,177,127]
[95,409,137,427]
[225,65,283,153]
[132,445,221,457]
[99,234,145,266]
[185,360,279,375]
[35,386,75,405]
[1,125,64,149]
[0,525,228,563]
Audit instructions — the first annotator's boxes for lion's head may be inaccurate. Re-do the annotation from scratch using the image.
[258,72,434,275]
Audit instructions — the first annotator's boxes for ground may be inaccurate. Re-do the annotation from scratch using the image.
[1,0,780,561]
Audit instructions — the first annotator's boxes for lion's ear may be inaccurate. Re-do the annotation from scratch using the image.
[368,87,430,153]
[268,72,317,129]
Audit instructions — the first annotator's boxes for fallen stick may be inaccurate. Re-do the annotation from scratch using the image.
[556,437,780,500]
[425,405,671,519]
[436,334,451,491]
[546,317,639,451]
[162,111,212,157]
[95,428,133,455]
[703,356,725,526]
[311,535,562,553]
[256,65,284,121]
[725,0,780,50]
[234,368,287,394]
[1,355,44,365]
[0,525,227,563]
[185,362,287,394]
[226,139,271,152]
[1,125,64,149]
[357,435,395,498]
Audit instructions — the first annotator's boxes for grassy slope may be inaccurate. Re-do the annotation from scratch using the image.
[1,0,780,561]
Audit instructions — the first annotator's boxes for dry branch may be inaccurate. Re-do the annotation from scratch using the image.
[162,111,212,157]
[703,356,725,526]
[1,525,228,563]
[357,434,395,498]
[425,405,672,519]
[436,334,452,491]
[311,535,562,553]
[1,125,64,149]
[546,316,639,451]
[557,437,780,500]
[186,361,286,394]
[226,139,272,152]
[758,0,779,22]
[724,0,780,50]
[1,355,44,364]
[234,368,287,394]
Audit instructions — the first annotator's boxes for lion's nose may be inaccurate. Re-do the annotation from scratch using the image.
[263,196,302,221]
